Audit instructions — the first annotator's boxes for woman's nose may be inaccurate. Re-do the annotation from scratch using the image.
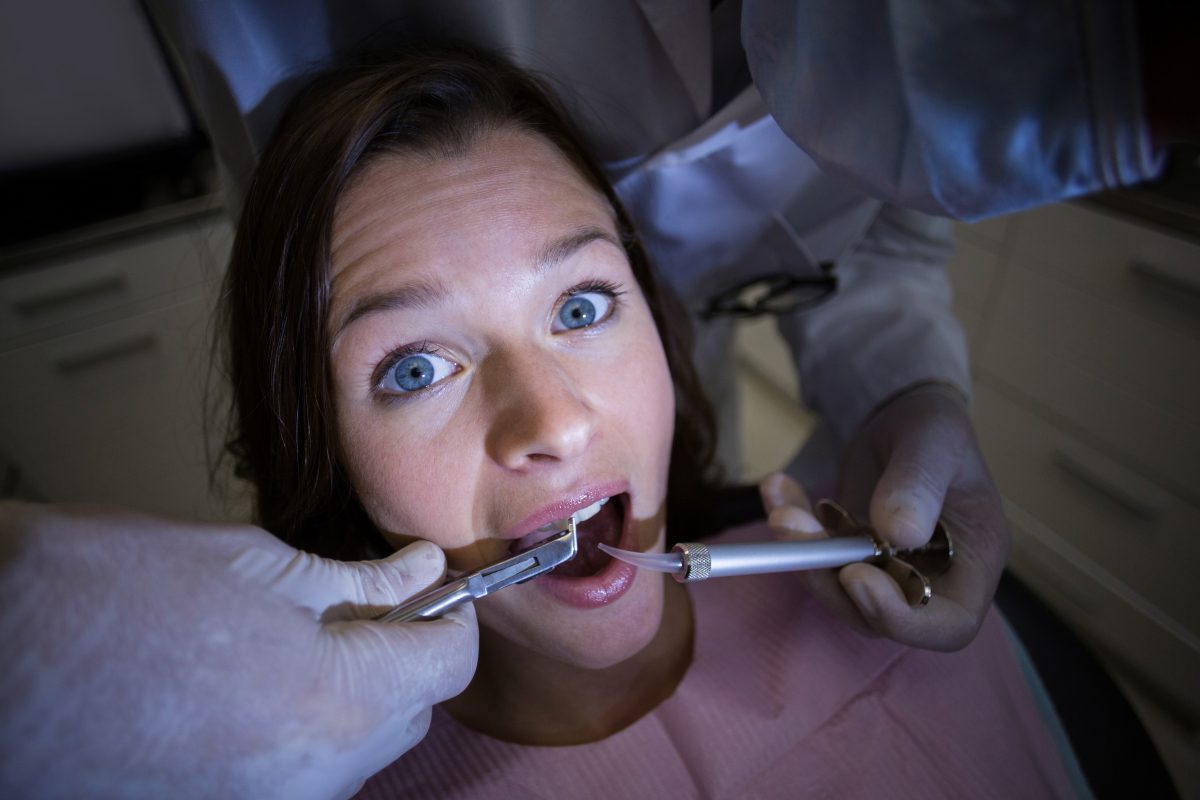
[483,350,596,471]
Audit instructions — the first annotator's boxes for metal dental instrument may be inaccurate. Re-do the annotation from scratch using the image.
[377,517,578,623]
[599,500,953,607]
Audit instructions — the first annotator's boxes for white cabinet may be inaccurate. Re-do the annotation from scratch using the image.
[733,199,1200,775]
[0,209,247,521]
[952,202,1200,725]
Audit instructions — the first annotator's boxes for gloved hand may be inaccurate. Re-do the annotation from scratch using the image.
[761,383,1009,651]
[0,502,477,799]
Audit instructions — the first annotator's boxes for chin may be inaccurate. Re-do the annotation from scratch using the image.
[481,563,668,670]
[550,569,667,670]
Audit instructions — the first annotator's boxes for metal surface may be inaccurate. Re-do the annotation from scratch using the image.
[697,537,880,580]
[602,538,880,581]
[676,542,711,581]
[600,500,953,607]
[814,500,953,607]
[376,518,577,624]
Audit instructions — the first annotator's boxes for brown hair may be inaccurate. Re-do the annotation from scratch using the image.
[222,42,717,559]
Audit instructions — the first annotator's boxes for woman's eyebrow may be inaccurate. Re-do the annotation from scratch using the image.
[334,278,449,339]
[535,226,623,274]
[335,227,621,338]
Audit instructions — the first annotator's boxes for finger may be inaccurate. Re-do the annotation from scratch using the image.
[928,481,1010,624]
[343,540,448,611]
[759,471,813,514]
[251,540,449,619]
[759,474,878,635]
[868,418,968,549]
[838,561,980,651]
[766,504,825,539]
[760,473,823,536]
[335,601,480,707]
[847,468,1008,651]
[307,605,479,794]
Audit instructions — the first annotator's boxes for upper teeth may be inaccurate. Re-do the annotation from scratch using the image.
[575,497,609,524]
[536,497,609,532]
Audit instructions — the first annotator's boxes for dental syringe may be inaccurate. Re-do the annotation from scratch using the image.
[599,536,880,580]
[599,500,953,607]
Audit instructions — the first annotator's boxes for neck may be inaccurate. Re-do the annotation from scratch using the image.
[444,576,694,745]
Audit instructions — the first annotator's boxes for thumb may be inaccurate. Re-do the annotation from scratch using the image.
[243,539,450,620]
[337,540,450,616]
[868,421,966,549]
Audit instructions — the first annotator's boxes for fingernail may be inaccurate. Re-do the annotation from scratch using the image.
[783,478,810,509]
[768,506,823,536]
[758,472,785,509]
[889,509,926,546]
[845,581,878,619]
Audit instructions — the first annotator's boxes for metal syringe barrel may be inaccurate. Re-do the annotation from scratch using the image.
[672,537,881,583]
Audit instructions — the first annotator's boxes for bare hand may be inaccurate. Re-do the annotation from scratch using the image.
[760,384,1008,651]
[0,502,477,799]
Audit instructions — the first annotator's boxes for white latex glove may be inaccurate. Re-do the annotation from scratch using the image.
[0,501,477,799]
[761,383,1009,651]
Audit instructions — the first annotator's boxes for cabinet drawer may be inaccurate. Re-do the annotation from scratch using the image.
[973,382,1200,637]
[0,289,235,520]
[977,260,1200,502]
[1003,498,1200,724]
[1010,203,1200,340]
[0,215,231,347]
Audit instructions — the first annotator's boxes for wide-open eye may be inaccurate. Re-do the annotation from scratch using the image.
[554,290,614,332]
[378,351,459,394]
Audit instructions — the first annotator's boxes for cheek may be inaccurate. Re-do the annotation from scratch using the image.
[611,331,676,509]
[335,406,481,557]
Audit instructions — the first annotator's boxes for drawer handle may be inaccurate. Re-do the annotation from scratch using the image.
[54,334,158,374]
[1128,260,1200,297]
[1051,442,1169,520]
[12,274,128,316]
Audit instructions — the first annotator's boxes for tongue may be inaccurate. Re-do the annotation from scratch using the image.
[551,498,622,578]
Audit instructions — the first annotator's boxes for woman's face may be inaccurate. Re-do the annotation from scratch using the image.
[328,129,676,669]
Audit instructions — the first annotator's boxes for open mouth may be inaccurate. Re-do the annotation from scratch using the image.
[554,493,626,577]
[509,493,627,579]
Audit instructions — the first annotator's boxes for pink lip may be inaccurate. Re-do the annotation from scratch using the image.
[501,480,629,541]
[534,553,638,609]
[532,492,640,609]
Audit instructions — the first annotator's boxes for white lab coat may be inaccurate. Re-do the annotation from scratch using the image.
[148,0,971,480]
[612,86,966,476]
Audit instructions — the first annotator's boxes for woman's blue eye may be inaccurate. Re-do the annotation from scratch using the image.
[380,352,458,394]
[556,291,612,331]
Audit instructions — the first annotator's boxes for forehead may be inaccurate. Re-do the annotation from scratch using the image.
[329,129,617,297]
